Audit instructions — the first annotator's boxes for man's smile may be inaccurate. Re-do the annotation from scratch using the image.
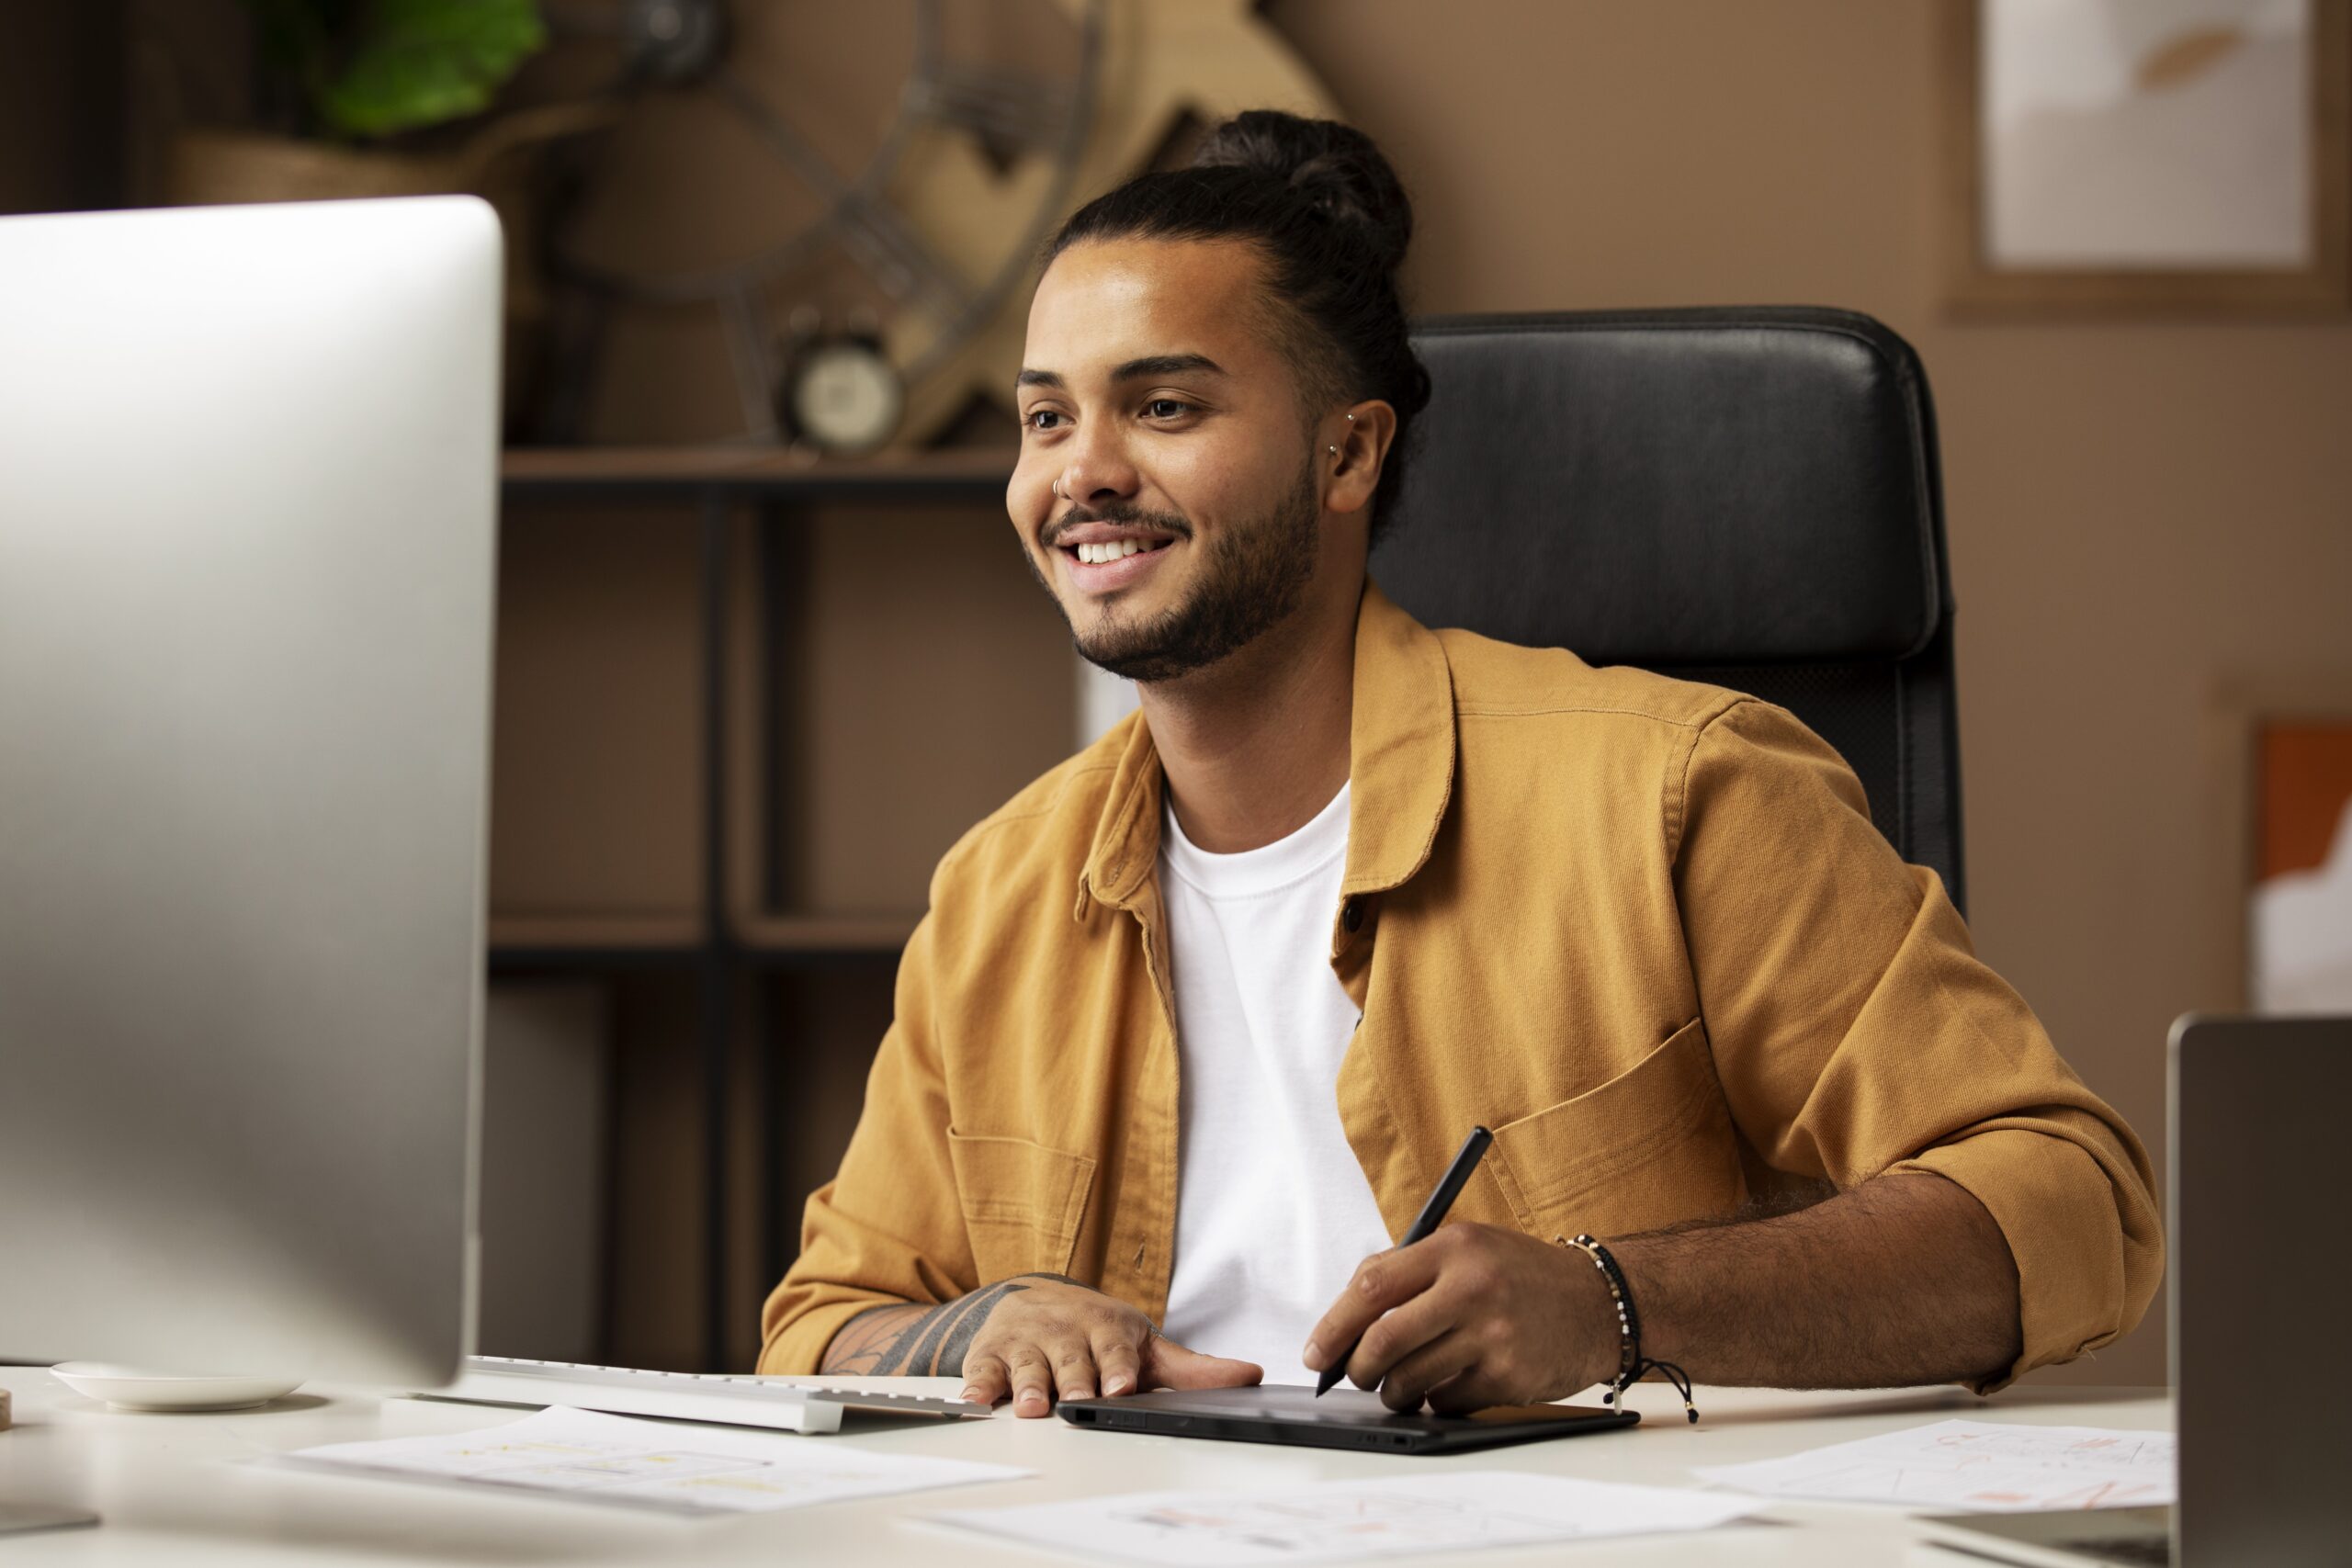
[1048,519,1184,594]
[1059,533,1179,592]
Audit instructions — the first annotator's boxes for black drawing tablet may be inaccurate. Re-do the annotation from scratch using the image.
[1055,1384,1638,1454]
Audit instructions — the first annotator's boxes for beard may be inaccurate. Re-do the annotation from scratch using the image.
[1033,454,1322,684]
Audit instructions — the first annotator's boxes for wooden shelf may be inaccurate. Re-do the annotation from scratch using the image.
[488,913,703,952]
[482,444,1053,1372]
[736,912,920,954]
[500,446,1015,494]
[484,911,918,958]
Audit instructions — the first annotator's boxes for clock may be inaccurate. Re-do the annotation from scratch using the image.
[782,322,905,455]
[530,0,1337,447]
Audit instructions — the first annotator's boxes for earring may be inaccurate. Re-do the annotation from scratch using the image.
[1328,445,1339,457]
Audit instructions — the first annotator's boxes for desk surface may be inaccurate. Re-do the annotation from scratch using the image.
[0,1367,2168,1565]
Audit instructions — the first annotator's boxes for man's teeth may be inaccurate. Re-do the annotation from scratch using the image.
[1074,539,1159,564]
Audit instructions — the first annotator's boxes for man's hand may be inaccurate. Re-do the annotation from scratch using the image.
[821,1274,1260,1418]
[1302,1224,1617,1414]
[957,1275,1261,1417]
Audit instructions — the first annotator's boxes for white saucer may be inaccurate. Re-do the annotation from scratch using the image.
[49,1363,303,1413]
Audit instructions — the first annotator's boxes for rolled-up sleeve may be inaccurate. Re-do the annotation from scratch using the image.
[1671,698,2163,1389]
[757,908,977,1373]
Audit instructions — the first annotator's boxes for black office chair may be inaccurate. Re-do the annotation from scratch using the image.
[1372,307,1965,913]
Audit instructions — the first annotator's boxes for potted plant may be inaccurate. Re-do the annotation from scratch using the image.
[169,0,566,203]
[166,1,609,428]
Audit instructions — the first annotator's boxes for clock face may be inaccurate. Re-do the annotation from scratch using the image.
[791,342,905,453]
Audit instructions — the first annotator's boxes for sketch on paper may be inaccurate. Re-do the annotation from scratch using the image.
[1696,1419,2177,1513]
[933,1472,1759,1566]
[273,1406,1026,1516]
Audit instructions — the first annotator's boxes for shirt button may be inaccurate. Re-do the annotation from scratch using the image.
[1341,898,1364,933]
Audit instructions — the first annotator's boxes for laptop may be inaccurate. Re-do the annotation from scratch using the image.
[1057,1384,1637,1454]
[1918,1014,2350,1567]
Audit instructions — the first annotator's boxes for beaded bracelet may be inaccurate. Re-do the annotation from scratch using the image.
[1559,1233,1699,1424]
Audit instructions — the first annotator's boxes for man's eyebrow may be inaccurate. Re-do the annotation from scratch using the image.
[1111,354,1224,381]
[1014,355,1227,394]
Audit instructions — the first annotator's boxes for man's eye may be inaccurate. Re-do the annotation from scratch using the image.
[1145,399,1192,419]
[1026,409,1064,431]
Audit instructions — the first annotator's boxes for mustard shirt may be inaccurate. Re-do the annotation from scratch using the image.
[760,581,2162,1390]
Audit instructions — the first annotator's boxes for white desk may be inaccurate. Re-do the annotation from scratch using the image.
[0,1367,2167,1565]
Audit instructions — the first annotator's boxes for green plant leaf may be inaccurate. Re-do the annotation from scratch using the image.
[314,0,548,141]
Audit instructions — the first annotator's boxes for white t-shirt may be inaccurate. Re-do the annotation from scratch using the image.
[1156,781,1395,1384]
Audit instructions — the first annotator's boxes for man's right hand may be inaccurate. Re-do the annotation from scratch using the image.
[956,1274,1261,1417]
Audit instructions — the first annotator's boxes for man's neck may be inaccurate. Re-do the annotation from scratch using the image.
[1136,584,1358,854]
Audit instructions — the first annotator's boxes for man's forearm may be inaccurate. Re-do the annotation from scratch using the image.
[1611,1172,2022,1389]
[817,1276,1074,1375]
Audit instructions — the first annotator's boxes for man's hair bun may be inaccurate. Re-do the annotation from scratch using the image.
[1190,110,1414,276]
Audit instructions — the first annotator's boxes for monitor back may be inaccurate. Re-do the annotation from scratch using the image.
[0,197,501,1384]
[2171,1014,2352,1567]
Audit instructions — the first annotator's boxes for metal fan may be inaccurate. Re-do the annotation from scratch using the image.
[537,0,1104,446]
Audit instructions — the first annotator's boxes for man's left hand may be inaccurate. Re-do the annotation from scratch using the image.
[1301,1223,1619,1413]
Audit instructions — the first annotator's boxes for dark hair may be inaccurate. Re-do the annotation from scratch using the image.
[1046,110,1431,541]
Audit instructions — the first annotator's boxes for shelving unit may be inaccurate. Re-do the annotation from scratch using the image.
[490,445,1071,1371]
[499,446,1023,492]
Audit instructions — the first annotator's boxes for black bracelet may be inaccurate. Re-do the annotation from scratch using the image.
[1561,1234,1699,1424]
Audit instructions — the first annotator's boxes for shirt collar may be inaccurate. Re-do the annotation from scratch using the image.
[1076,578,1456,918]
[1339,578,1457,897]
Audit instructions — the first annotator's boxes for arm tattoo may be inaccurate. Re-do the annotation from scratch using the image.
[934,1288,1002,1375]
[819,1275,1078,1376]
[899,1281,1002,1373]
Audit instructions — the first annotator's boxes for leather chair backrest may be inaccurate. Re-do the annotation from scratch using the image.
[1371,308,1965,910]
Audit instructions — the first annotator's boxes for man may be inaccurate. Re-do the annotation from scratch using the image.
[759,112,2162,1417]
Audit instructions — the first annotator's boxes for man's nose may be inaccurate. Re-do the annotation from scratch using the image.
[1058,423,1141,506]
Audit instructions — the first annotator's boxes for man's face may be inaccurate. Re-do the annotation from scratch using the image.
[1009,237,1327,683]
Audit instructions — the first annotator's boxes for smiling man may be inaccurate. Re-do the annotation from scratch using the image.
[758,112,2162,1417]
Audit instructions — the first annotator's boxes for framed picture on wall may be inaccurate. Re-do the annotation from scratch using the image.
[2207,678,2352,1013]
[2249,715,2352,1010]
[1939,0,2350,311]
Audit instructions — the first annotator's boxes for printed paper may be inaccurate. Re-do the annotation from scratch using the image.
[1694,1418,2175,1512]
[931,1471,1760,1565]
[275,1405,1026,1516]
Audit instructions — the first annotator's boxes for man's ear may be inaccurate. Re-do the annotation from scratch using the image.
[1323,400,1397,517]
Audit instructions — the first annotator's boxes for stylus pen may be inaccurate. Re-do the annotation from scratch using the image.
[1314,1123,1494,1396]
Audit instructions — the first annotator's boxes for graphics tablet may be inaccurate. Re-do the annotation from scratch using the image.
[1056,1384,1638,1454]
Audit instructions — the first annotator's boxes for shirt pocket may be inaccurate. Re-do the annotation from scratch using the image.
[1487,1017,1747,1238]
[945,1129,1097,1283]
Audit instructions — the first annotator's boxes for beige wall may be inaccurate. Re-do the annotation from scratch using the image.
[1271,0,2352,1386]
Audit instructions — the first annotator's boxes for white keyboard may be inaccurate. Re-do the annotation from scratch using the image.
[423,1356,989,1434]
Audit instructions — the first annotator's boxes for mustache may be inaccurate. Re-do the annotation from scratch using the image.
[1044,502,1193,548]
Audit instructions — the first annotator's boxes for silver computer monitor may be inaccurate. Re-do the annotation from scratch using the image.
[0,197,501,1385]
